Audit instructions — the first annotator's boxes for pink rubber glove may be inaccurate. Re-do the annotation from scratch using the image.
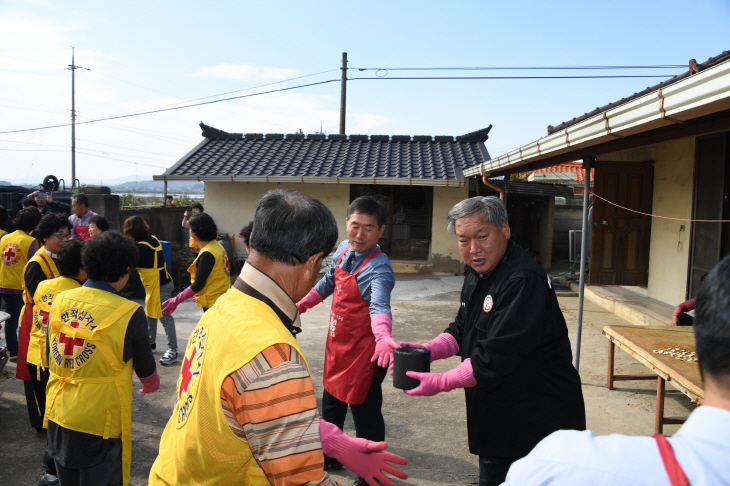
[404,359,477,397]
[319,418,408,486]
[370,313,398,369]
[672,298,696,326]
[296,288,324,315]
[138,369,160,393]
[162,286,195,315]
[400,332,459,363]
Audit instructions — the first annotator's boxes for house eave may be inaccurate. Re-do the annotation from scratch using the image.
[464,57,730,178]
[152,175,466,187]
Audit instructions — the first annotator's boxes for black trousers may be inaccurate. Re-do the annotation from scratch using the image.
[321,365,388,442]
[55,439,122,486]
[479,455,521,486]
[25,362,49,430]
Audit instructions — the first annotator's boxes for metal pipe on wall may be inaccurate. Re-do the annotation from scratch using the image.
[482,175,505,201]
[574,156,594,371]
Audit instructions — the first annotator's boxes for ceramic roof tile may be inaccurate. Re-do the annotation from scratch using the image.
[162,123,491,183]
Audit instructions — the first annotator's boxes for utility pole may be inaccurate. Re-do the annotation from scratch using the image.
[339,52,347,135]
[66,47,89,189]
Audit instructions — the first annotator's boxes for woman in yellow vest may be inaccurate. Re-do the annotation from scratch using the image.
[162,212,230,315]
[123,216,177,366]
[0,209,40,360]
[44,231,159,486]
[18,213,71,431]
[181,202,204,251]
[30,238,86,486]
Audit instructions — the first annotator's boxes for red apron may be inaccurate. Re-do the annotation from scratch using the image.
[323,246,382,405]
[74,211,96,241]
[654,434,690,486]
[17,252,57,381]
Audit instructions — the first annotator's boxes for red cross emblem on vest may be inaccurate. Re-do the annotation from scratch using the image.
[58,321,85,357]
[3,247,16,262]
[179,347,198,399]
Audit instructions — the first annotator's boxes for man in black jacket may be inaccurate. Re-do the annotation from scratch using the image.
[402,196,585,486]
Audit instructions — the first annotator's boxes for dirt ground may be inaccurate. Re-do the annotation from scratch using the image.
[0,275,695,485]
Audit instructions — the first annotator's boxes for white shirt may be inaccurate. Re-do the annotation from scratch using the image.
[502,406,730,486]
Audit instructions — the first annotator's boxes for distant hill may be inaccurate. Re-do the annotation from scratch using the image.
[109,180,204,194]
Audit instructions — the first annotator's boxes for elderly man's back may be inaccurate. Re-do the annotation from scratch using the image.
[504,254,730,486]
[503,406,730,485]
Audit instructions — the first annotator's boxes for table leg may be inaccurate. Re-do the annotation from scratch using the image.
[655,376,666,435]
[607,340,615,390]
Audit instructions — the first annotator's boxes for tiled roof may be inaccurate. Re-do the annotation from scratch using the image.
[155,123,491,187]
[547,50,730,135]
[482,180,574,197]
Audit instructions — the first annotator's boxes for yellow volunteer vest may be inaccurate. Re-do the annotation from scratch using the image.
[28,277,81,371]
[187,240,230,309]
[22,248,60,306]
[44,286,140,486]
[137,236,172,319]
[149,288,308,486]
[0,229,6,239]
[0,230,36,290]
[20,250,61,367]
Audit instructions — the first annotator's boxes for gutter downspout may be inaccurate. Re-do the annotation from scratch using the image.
[574,156,594,371]
[480,164,505,201]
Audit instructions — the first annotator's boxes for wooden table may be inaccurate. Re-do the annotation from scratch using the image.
[602,325,703,434]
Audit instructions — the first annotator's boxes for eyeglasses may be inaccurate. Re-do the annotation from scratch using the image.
[53,232,71,240]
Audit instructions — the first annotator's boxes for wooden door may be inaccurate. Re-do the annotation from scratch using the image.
[350,185,433,260]
[688,133,729,297]
[590,161,654,286]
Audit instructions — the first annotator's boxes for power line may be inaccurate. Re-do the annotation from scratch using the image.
[0,142,175,164]
[74,149,169,168]
[0,72,682,136]
[355,65,686,71]
[0,137,175,158]
[0,79,340,135]
[75,138,178,157]
[75,119,193,146]
[350,75,677,81]
[136,68,340,110]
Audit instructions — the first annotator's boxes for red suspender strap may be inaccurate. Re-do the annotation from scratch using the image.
[336,245,382,274]
[336,245,351,268]
[37,252,55,279]
[653,434,690,486]
[354,249,382,274]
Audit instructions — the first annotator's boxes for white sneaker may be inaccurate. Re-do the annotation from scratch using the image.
[160,349,178,366]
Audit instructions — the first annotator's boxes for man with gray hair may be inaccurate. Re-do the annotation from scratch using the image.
[401,196,585,486]
[149,189,407,486]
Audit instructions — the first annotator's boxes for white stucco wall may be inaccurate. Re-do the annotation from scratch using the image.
[203,182,468,274]
[203,182,350,254]
[597,137,695,305]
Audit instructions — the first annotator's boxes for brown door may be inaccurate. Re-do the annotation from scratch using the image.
[590,161,653,286]
[688,133,730,298]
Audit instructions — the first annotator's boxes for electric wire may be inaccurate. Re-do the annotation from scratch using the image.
[0,143,174,164]
[0,69,686,136]
[355,65,686,71]
[73,149,169,169]
[349,75,677,81]
[0,79,341,135]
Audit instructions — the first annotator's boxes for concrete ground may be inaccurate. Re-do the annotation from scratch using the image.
[0,275,695,485]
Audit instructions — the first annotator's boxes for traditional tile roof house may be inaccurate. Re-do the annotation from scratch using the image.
[155,124,493,274]
[463,50,730,307]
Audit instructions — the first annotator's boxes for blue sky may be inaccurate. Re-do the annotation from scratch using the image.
[1,0,729,185]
